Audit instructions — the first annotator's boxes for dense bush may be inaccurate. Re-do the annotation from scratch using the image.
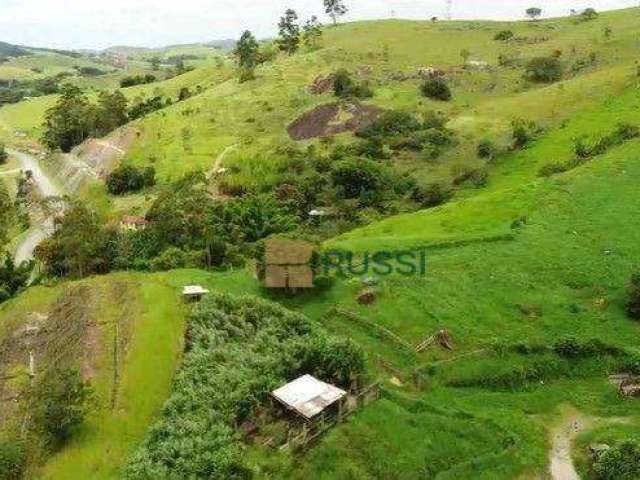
[125,293,365,479]
[627,273,640,320]
[494,30,514,41]
[477,139,498,159]
[333,69,373,99]
[120,74,156,88]
[412,182,453,207]
[28,368,92,449]
[0,438,25,480]
[357,111,420,139]
[128,96,171,120]
[420,77,452,101]
[524,56,563,83]
[0,143,6,164]
[331,158,392,206]
[594,441,640,480]
[106,165,156,195]
[511,118,539,149]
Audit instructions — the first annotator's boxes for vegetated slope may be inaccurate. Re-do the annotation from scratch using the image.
[116,8,640,183]
[3,9,640,479]
[0,272,189,479]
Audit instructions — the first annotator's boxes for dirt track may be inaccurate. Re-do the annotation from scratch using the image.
[8,149,62,264]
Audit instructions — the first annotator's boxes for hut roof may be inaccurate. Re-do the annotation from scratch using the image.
[272,374,346,420]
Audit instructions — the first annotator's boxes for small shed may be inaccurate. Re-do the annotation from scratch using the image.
[272,374,346,421]
[182,285,210,302]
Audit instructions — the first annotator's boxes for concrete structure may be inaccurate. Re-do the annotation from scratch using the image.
[182,285,210,302]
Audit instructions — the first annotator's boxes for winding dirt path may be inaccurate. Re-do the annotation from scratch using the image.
[549,410,593,480]
[7,149,63,264]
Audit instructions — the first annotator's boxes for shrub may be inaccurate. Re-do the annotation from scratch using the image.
[593,441,640,479]
[106,165,155,195]
[422,111,447,129]
[331,158,390,206]
[420,77,452,101]
[511,118,539,149]
[627,273,640,320]
[28,368,92,448]
[494,30,514,41]
[0,438,25,480]
[538,161,570,177]
[524,56,563,83]
[0,143,7,164]
[412,182,452,207]
[333,69,374,99]
[356,111,421,139]
[120,74,156,88]
[150,247,188,271]
[477,139,498,159]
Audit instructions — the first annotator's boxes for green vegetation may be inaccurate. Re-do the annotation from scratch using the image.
[106,165,156,195]
[333,69,373,99]
[420,77,452,101]
[593,441,640,479]
[120,74,156,88]
[627,273,640,320]
[3,7,640,480]
[125,293,364,479]
[525,56,563,83]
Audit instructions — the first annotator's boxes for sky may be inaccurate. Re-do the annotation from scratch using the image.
[0,0,638,50]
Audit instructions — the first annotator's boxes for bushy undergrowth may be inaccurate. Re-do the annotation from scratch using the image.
[594,441,640,480]
[333,69,373,99]
[627,273,640,320]
[0,438,25,480]
[448,338,638,391]
[125,293,365,479]
[420,77,452,101]
[539,123,639,177]
[106,164,156,195]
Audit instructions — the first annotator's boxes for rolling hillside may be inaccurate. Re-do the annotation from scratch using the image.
[1,7,640,480]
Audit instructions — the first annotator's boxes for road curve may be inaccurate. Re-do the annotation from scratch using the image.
[7,149,62,264]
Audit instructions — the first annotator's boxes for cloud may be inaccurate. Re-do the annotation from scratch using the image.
[0,0,636,50]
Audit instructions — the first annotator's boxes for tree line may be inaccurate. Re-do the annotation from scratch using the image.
[233,0,348,80]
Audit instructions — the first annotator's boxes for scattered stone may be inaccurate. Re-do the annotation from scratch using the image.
[390,376,403,387]
[310,74,336,94]
[418,66,445,79]
[357,289,377,305]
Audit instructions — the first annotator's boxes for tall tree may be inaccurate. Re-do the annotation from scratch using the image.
[95,90,128,137]
[525,7,542,20]
[324,0,348,25]
[303,16,323,49]
[234,30,260,77]
[277,9,301,55]
[41,85,94,152]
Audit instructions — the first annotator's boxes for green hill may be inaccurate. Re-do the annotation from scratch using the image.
[2,7,640,479]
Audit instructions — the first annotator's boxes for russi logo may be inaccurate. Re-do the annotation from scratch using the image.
[262,238,427,289]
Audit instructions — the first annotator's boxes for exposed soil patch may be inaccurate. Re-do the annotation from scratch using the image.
[74,127,140,179]
[287,101,384,141]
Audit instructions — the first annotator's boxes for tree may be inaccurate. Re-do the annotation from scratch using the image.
[581,7,598,21]
[524,56,563,83]
[277,9,301,55]
[420,78,452,101]
[526,7,542,20]
[95,90,128,137]
[41,84,94,152]
[0,254,32,301]
[28,368,92,448]
[150,57,161,71]
[234,30,260,80]
[627,273,640,320]
[324,0,348,25]
[460,48,471,65]
[303,16,323,50]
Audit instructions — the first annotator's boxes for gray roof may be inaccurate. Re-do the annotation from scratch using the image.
[272,374,346,419]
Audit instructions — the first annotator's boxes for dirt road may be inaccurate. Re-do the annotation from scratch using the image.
[7,149,62,264]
